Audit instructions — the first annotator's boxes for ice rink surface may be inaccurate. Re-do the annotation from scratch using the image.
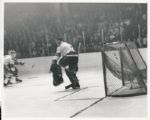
[3,50,147,118]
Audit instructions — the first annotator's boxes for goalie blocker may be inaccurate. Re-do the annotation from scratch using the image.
[50,59,64,86]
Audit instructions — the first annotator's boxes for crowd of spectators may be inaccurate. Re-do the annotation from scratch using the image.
[4,3,147,58]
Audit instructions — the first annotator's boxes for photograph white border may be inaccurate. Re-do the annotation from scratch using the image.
[0,0,149,120]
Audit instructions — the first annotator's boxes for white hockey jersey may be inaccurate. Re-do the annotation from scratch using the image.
[4,55,15,65]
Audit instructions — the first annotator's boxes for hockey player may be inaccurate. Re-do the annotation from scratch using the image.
[49,59,64,86]
[4,50,24,86]
[54,37,80,89]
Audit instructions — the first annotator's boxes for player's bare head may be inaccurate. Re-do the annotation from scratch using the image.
[8,50,16,58]
[55,37,63,45]
[52,59,57,64]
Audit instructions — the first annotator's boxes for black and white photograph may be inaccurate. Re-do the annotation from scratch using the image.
[1,0,148,119]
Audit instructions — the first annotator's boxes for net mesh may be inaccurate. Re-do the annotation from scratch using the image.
[103,42,147,97]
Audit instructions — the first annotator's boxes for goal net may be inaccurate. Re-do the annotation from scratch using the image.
[102,41,147,97]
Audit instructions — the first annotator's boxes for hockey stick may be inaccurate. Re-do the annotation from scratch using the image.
[24,63,35,68]
[78,42,81,55]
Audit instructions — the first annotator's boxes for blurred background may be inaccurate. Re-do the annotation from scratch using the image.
[4,3,147,58]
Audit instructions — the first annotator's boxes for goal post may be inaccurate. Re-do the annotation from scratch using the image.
[102,41,147,97]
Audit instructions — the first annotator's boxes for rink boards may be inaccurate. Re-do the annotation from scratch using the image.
[17,48,146,77]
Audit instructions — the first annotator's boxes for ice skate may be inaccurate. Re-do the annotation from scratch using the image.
[72,82,80,89]
[16,78,22,83]
[4,80,13,87]
[65,83,80,90]
[65,84,73,89]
